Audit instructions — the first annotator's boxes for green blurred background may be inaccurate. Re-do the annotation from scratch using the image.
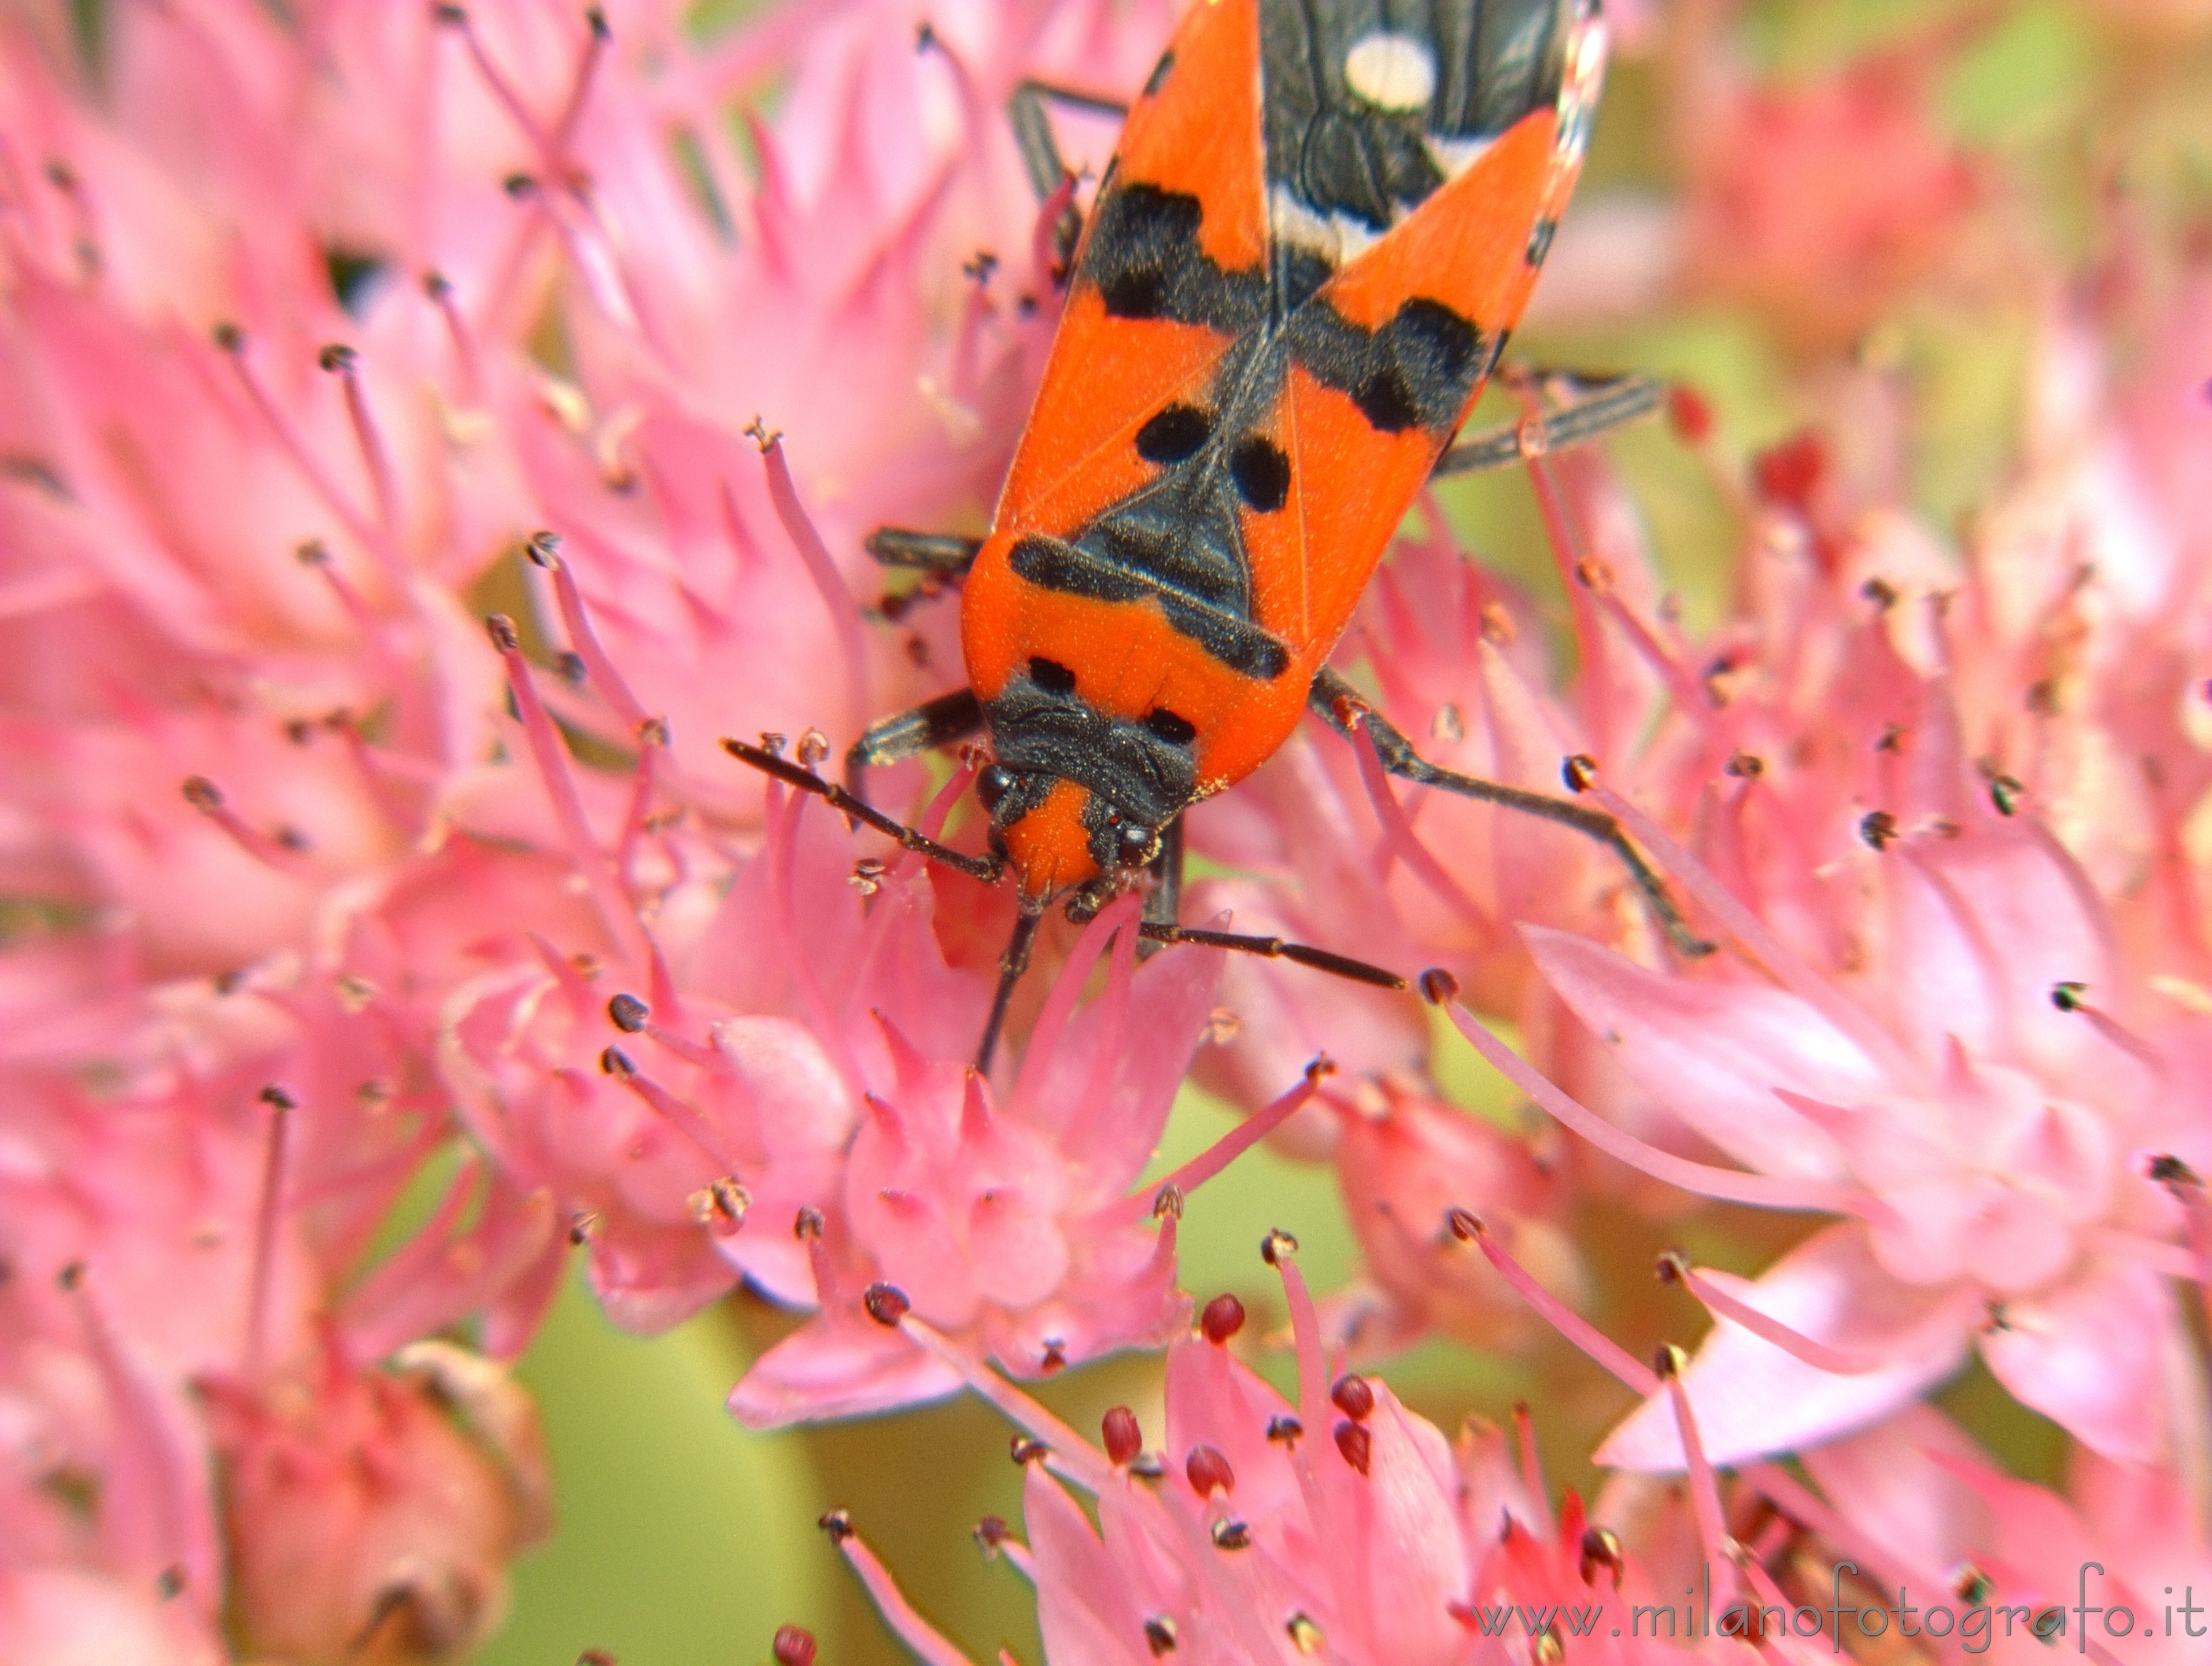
[472,1,2208,1660]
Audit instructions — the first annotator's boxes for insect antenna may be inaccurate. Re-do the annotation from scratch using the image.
[1133,922,1404,990]
[721,736,1003,884]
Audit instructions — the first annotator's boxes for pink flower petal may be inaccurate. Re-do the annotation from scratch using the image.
[1598,1222,1974,1469]
[1979,1256,2176,1464]
[1526,926,1871,1181]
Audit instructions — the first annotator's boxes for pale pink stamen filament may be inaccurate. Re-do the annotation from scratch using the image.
[1271,1245,1366,1649]
[837,760,976,1030]
[1439,999,1858,1211]
[490,620,648,967]
[897,1317,1112,1494]
[220,337,381,558]
[424,273,484,401]
[1347,723,1491,929]
[1661,1361,1739,1610]
[764,783,867,1104]
[183,779,311,873]
[549,10,612,161]
[832,1525,978,1666]
[324,349,401,557]
[1666,1256,1894,1375]
[536,540,651,731]
[245,1089,291,1378]
[1455,1211,1659,1395]
[1091,1074,1317,1228]
[1580,780,1926,1085]
[609,1059,738,1171]
[755,436,868,728]
[1012,892,1143,1116]
[1526,454,1615,762]
[1062,908,1141,1153]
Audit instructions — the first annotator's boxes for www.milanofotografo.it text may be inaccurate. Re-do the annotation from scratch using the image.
[1457,1564,2204,1653]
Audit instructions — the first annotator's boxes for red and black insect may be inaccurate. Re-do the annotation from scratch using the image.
[731,0,1700,1067]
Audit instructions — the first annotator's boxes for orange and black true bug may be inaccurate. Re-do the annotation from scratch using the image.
[730,0,1703,1067]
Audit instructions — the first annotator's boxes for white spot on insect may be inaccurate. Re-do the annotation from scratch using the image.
[1343,32,1435,114]
[1268,186,1380,266]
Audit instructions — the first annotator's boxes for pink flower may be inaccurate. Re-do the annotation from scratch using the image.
[808,1237,1777,1665]
[1442,791,2209,1467]
[207,1341,549,1665]
[1321,1076,1589,1358]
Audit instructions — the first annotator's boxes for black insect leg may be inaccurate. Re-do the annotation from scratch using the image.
[843,686,984,799]
[863,529,982,575]
[1133,813,1184,960]
[977,896,1047,1074]
[1306,668,1711,957]
[723,735,1002,885]
[1006,79,1129,204]
[1432,373,1667,480]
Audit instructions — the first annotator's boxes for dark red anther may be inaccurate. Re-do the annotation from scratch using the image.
[1330,1374,1375,1421]
[1265,1414,1303,1446]
[1859,810,1899,851]
[1010,1435,1048,1465]
[862,1283,909,1326]
[1666,383,1714,444]
[792,1205,824,1240]
[1334,1420,1372,1476]
[1561,754,1598,793]
[1259,1228,1298,1265]
[771,1630,816,1666]
[1579,1525,1626,1588]
[608,993,648,1033]
[1418,967,1460,1005]
[816,1509,852,1545]
[1143,1616,1179,1656]
[1199,1293,1245,1344]
[1751,430,1827,514]
[1102,1406,1143,1467]
[973,1516,1009,1556]
[1184,1444,1235,1498]
[1446,1206,1482,1241]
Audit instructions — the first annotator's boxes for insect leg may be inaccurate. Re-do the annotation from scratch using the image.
[1306,668,1712,957]
[1132,813,1184,961]
[976,896,1047,1074]
[722,734,1002,884]
[863,528,981,574]
[1007,79,1130,204]
[842,686,984,799]
[1431,373,1667,480]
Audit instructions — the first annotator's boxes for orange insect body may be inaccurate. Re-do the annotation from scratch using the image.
[962,0,1608,901]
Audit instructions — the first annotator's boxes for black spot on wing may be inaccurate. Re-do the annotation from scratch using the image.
[1286,296,1484,434]
[1229,435,1291,511]
[1143,50,1175,97]
[1136,404,1213,465]
[1525,216,1558,267]
[1144,709,1197,746]
[1080,183,1268,329]
[1027,656,1078,696]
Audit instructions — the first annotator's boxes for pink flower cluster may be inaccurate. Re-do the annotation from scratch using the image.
[3,1,2209,1663]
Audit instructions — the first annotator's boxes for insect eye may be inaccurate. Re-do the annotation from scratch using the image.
[1028,656,1077,696]
[976,765,1014,812]
[1116,823,1156,867]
